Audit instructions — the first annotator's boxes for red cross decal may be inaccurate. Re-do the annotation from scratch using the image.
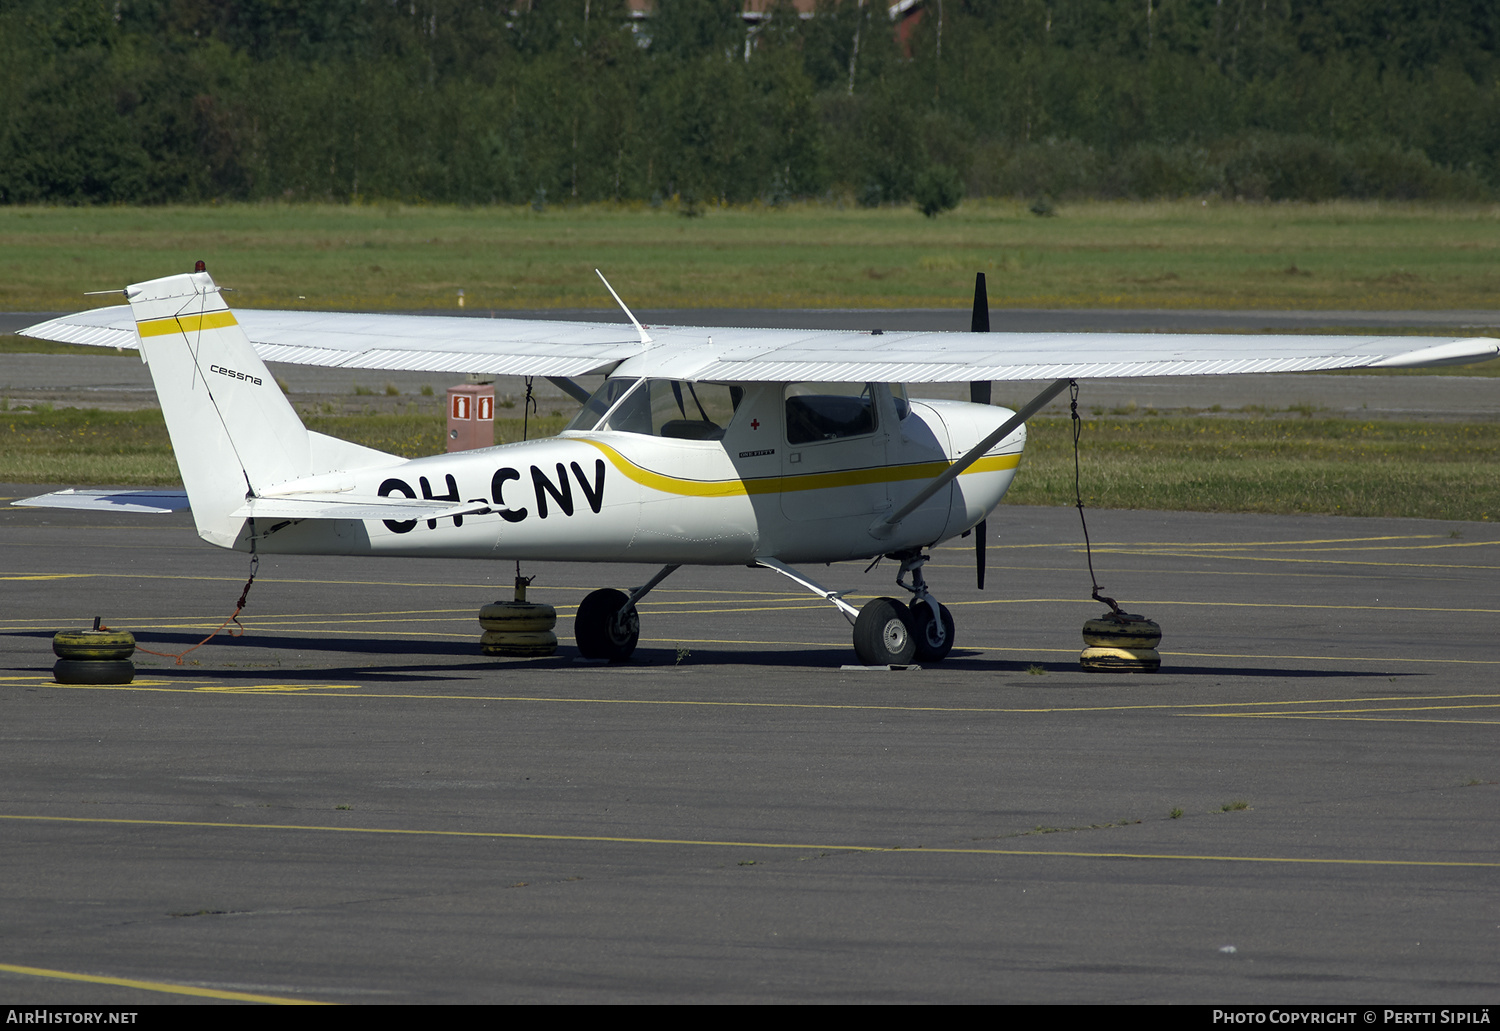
[751,418,760,430]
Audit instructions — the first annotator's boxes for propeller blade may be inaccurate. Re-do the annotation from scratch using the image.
[970,272,991,405]
[976,518,986,591]
[972,271,992,588]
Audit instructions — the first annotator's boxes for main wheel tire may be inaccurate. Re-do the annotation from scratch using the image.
[852,597,917,666]
[53,659,135,685]
[575,588,639,662]
[53,629,135,662]
[910,600,956,662]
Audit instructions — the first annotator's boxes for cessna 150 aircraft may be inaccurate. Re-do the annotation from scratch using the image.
[16,269,1499,665]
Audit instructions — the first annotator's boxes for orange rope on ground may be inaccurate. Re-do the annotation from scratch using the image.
[106,558,257,666]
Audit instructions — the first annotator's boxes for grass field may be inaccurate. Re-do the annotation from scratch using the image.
[3,407,1493,522]
[3,199,1500,312]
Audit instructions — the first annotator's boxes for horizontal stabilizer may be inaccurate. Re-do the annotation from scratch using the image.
[13,489,192,514]
[230,494,495,522]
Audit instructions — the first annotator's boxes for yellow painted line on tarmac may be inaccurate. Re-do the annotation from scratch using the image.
[37,679,1500,715]
[606,634,1500,669]
[1090,541,1497,555]
[1089,551,1500,571]
[1193,700,1500,724]
[0,961,329,1005]
[51,683,377,694]
[0,573,243,584]
[0,574,98,581]
[642,595,1499,617]
[1202,700,1500,715]
[937,596,1500,614]
[1162,598,1500,614]
[925,562,1479,587]
[938,536,1452,550]
[1163,650,1500,666]
[192,684,364,694]
[1168,543,1500,556]
[2,814,1494,870]
[1226,715,1500,725]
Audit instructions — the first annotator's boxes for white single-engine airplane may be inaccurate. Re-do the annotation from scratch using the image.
[16,269,1498,664]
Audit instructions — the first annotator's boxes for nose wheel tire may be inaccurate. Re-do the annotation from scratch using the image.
[575,588,640,662]
[910,600,955,662]
[853,597,917,666]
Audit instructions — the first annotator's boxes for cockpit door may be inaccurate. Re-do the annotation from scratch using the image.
[779,382,893,523]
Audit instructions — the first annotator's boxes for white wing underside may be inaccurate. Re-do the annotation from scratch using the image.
[20,304,1498,382]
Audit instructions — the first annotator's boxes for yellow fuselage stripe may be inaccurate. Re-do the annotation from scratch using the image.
[578,439,1020,499]
[135,310,238,337]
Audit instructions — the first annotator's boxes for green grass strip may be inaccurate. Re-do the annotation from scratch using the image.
[4,199,1500,312]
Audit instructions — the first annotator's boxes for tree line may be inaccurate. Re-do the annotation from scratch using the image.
[1,0,1497,207]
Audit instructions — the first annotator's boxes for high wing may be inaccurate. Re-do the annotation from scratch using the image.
[21,304,1498,381]
[20,305,644,378]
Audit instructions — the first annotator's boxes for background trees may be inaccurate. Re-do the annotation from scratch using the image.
[1,0,1495,205]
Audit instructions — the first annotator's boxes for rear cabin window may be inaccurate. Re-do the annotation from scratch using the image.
[784,382,878,444]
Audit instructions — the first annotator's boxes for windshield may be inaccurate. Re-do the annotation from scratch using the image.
[565,379,740,439]
[564,378,643,433]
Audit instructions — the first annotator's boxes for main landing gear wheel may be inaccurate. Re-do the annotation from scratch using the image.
[910,600,955,662]
[853,597,917,666]
[575,588,640,662]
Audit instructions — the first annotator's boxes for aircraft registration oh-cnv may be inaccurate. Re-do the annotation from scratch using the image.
[16,269,1499,665]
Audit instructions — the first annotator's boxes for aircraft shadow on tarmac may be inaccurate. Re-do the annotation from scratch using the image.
[7,629,1414,681]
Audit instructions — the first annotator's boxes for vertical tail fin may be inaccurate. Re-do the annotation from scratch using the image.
[126,271,315,547]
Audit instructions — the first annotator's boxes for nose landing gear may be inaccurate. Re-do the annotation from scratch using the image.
[893,551,954,662]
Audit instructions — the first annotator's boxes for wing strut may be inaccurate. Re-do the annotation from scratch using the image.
[546,376,592,405]
[872,377,1072,536]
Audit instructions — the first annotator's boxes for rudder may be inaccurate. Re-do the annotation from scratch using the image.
[126,271,316,547]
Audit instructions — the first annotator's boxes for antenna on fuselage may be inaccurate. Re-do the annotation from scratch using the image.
[595,269,653,346]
